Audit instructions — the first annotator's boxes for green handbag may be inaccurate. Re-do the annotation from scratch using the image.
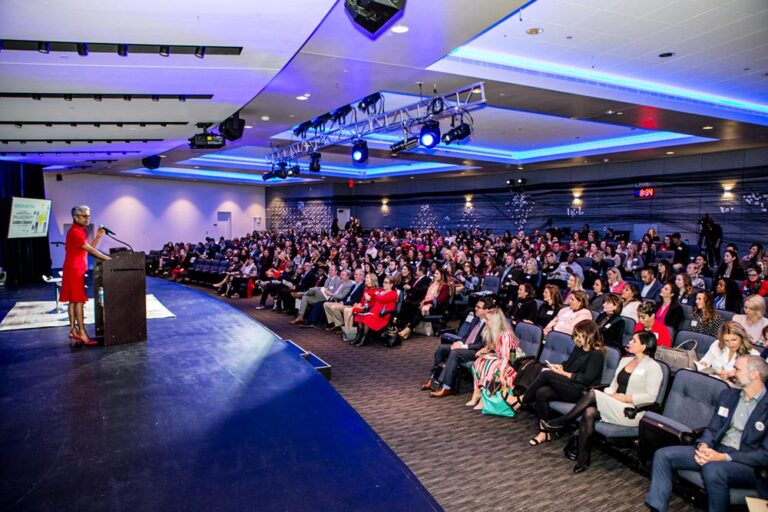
[481,388,515,417]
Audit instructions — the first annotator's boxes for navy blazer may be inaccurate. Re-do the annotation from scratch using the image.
[641,279,663,303]
[698,388,768,468]
[464,317,486,352]
[343,281,366,306]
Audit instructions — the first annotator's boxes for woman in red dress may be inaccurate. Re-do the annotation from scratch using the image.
[351,276,398,347]
[60,205,111,346]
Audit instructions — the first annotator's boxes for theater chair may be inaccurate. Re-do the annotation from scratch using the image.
[636,371,756,507]
[539,331,575,365]
[514,322,543,360]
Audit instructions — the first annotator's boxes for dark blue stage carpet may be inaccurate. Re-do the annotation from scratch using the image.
[0,278,440,511]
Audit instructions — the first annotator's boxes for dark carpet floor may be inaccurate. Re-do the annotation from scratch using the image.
[196,285,697,512]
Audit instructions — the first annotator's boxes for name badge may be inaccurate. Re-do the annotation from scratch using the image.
[756,421,766,432]
[604,323,611,328]
[718,406,729,418]
[635,368,646,376]
[546,310,554,315]
[691,320,698,327]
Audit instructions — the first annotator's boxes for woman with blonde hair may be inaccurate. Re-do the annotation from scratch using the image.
[466,303,520,408]
[696,321,758,379]
[733,294,768,348]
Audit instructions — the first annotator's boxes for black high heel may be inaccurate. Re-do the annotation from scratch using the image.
[349,328,364,346]
[528,430,551,446]
[541,418,570,433]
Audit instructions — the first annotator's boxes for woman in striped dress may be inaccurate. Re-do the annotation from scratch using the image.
[467,304,520,408]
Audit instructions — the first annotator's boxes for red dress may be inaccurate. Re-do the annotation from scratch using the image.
[59,224,89,303]
[354,289,398,332]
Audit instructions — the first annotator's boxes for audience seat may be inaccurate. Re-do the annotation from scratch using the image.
[621,316,636,347]
[549,345,621,416]
[718,310,735,322]
[539,331,575,365]
[655,251,674,263]
[514,322,543,360]
[680,304,692,331]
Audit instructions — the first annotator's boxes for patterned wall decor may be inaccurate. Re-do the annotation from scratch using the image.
[267,199,332,233]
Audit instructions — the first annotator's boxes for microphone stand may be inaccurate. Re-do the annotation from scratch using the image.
[105,233,134,252]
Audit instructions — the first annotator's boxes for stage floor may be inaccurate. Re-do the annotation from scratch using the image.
[0,278,440,511]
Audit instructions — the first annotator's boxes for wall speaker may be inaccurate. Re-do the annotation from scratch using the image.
[142,155,161,169]
[345,0,406,34]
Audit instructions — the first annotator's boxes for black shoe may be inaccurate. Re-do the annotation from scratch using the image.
[573,463,588,474]
[354,337,366,347]
[541,419,570,433]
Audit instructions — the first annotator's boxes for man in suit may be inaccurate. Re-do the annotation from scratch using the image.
[640,267,663,303]
[292,267,353,325]
[498,253,519,307]
[645,355,768,512]
[324,268,365,330]
[423,296,494,397]
[277,261,316,314]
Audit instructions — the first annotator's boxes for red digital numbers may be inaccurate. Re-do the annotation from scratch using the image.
[634,187,656,199]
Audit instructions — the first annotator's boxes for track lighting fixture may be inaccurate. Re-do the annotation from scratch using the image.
[309,151,321,172]
[419,120,440,148]
[117,44,128,57]
[351,139,369,163]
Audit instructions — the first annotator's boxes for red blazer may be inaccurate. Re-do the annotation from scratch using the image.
[357,289,398,332]
[634,319,672,348]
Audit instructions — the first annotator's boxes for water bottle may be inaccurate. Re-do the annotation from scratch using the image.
[98,287,104,307]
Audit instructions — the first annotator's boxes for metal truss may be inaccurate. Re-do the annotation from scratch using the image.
[266,82,486,163]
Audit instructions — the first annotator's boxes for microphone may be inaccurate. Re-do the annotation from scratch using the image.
[99,224,116,236]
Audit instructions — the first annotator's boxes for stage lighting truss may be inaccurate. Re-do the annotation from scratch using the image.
[441,110,473,145]
[267,82,486,166]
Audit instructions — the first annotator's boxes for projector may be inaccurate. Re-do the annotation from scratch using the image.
[188,133,225,149]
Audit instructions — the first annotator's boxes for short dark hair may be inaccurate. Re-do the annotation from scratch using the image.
[638,301,658,318]
[636,330,657,357]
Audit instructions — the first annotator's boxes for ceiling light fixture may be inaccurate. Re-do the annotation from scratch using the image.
[658,52,675,58]
[666,151,675,155]
[117,44,128,57]
[245,125,254,129]
[260,116,270,121]
[37,41,50,54]
[351,139,368,163]
[442,122,471,145]
[309,151,321,172]
[702,125,714,130]
[526,28,544,35]
[296,95,309,101]
[195,46,206,58]
[159,45,170,57]
[94,94,102,102]
[357,92,382,112]
[331,104,353,123]
[390,136,419,156]
[76,43,88,56]
[390,24,409,34]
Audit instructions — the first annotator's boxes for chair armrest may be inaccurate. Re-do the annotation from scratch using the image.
[439,328,457,335]
[624,401,661,419]
[590,384,609,391]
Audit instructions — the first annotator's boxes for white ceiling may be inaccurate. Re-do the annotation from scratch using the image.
[1,0,767,182]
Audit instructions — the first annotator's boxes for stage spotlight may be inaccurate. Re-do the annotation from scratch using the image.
[275,161,288,179]
[287,162,300,177]
[419,120,440,148]
[293,120,313,138]
[351,139,368,163]
[195,46,206,59]
[117,44,128,57]
[357,92,382,112]
[38,42,50,54]
[309,151,321,172]
[159,45,170,57]
[442,122,471,145]
[310,112,332,131]
[345,0,407,35]
[76,43,88,56]
[507,177,527,190]
[142,155,161,169]
[330,105,353,124]
[389,136,418,156]
[219,112,245,141]
[262,170,276,181]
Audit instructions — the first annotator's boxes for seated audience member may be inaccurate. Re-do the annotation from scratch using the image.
[742,266,768,297]
[508,283,538,326]
[518,319,606,446]
[345,272,381,328]
[696,321,759,379]
[713,277,743,313]
[621,283,642,322]
[606,267,626,295]
[349,276,398,347]
[595,294,626,350]
[395,265,431,329]
[278,261,317,315]
[715,249,746,282]
[518,258,540,292]
[323,269,366,331]
[397,268,451,340]
[548,252,584,287]
[255,260,295,310]
[657,260,674,285]
[563,274,584,303]
[622,243,643,278]
[291,267,352,325]
[733,295,768,349]
[690,292,726,337]
[645,355,768,512]
[694,254,714,278]
[543,290,593,336]
[544,331,663,473]
[638,240,656,268]
[589,277,609,312]
[465,306,520,408]
[214,256,257,298]
[741,243,764,270]
[535,284,563,328]
[685,262,706,290]
[675,273,697,306]
[633,301,672,348]
[424,297,492,397]
[656,283,683,333]
[640,267,663,303]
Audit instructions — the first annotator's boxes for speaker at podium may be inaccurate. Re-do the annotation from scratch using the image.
[94,251,147,345]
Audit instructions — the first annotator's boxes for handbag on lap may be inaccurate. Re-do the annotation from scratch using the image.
[655,340,697,371]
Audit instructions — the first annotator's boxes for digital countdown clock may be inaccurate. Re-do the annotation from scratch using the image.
[634,187,656,199]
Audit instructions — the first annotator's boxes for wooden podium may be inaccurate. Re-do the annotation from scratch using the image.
[94,251,147,345]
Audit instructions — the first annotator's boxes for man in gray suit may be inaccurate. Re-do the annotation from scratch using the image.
[291,267,353,324]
